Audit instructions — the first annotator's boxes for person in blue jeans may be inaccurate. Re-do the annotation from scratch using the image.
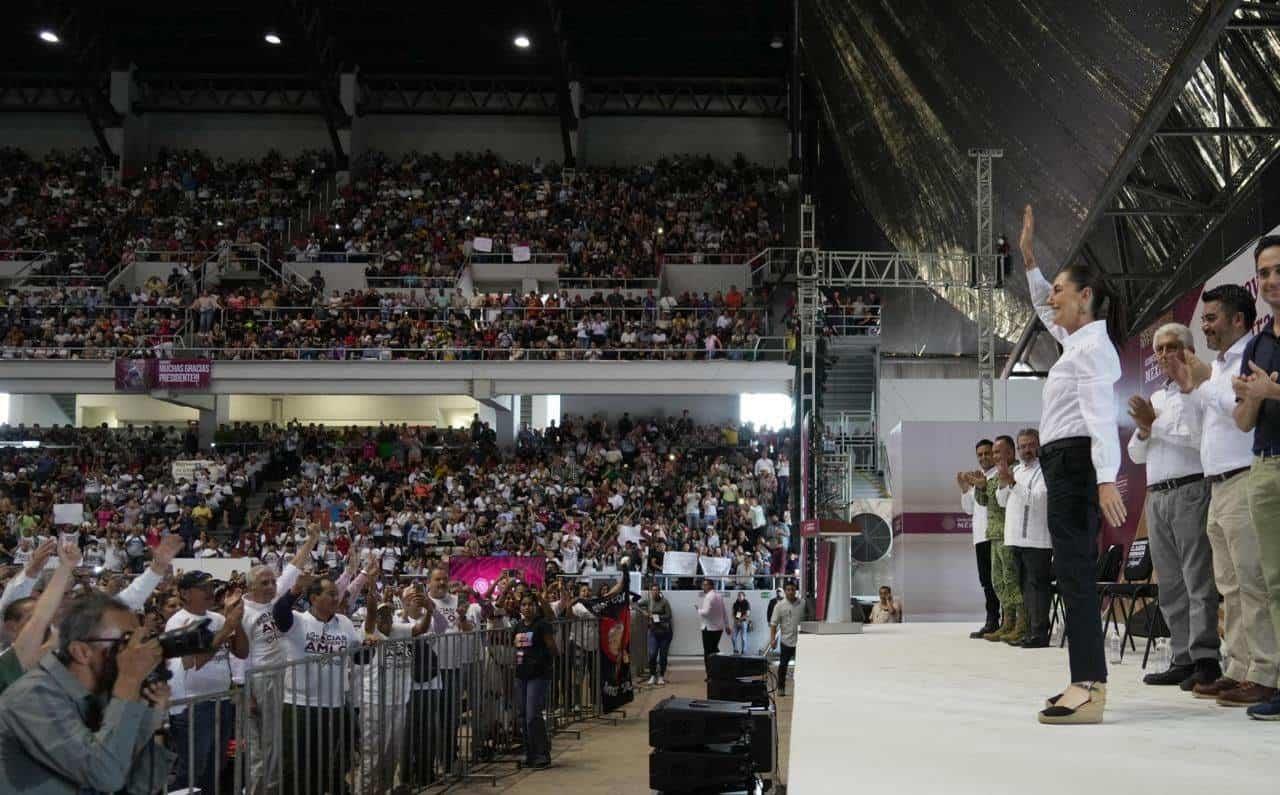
[731,591,751,655]
[513,593,558,769]
[640,584,673,685]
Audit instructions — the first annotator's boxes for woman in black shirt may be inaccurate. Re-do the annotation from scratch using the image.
[513,593,558,769]
[731,591,751,655]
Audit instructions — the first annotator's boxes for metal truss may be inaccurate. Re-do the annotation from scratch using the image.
[357,74,560,115]
[971,148,1003,422]
[133,73,327,113]
[0,73,90,112]
[581,77,786,117]
[819,250,998,289]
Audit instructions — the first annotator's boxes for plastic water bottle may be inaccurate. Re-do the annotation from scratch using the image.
[1108,633,1123,665]
[1152,638,1172,670]
[1050,622,1064,647]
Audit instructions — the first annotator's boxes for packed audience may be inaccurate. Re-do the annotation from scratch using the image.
[193,283,774,361]
[0,147,335,283]
[294,151,783,282]
[0,412,794,791]
[0,275,781,361]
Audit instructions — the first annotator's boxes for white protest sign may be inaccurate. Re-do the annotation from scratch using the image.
[662,551,699,576]
[698,556,732,577]
[53,503,85,526]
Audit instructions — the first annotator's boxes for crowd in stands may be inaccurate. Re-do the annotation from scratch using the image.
[0,147,335,282]
[192,283,774,361]
[293,151,783,283]
[0,414,792,583]
[0,274,782,361]
[3,147,782,288]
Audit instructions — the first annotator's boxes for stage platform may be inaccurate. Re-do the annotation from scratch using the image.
[787,622,1272,795]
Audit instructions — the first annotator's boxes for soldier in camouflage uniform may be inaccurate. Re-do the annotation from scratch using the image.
[974,436,1024,642]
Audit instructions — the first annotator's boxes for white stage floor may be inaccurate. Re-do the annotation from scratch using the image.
[786,622,1273,795]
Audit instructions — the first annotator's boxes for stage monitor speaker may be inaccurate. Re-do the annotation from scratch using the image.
[708,653,768,680]
[707,676,769,707]
[649,748,755,793]
[650,696,755,747]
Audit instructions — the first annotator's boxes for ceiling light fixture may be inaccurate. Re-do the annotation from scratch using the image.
[770,35,784,49]
[38,30,61,44]
[513,34,531,49]
[264,32,282,45]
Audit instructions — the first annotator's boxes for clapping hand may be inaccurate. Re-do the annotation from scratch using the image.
[995,457,1015,486]
[1127,395,1156,434]
[1233,362,1280,401]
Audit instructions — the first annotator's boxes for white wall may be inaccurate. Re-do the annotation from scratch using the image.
[75,395,198,426]
[559,394,737,425]
[227,395,479,426]
[361,116,562,163]
[0,114,101,156]
[580,117,787,167]
[6,395,73,426]
[879,377,1043,435]
[661,264,751,298]
[144,114,332,159]
[897,533,986,622]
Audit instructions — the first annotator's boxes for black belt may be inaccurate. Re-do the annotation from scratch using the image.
[1206,466,1250,484]
[1147,473,1203,493]
[1040,437,1090,456]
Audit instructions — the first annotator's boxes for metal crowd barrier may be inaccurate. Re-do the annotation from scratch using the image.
[165,616,607,794]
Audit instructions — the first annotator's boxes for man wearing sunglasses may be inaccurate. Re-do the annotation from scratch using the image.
[0,590,174,794]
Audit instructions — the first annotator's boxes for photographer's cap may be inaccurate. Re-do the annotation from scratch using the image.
[178,571,214,590]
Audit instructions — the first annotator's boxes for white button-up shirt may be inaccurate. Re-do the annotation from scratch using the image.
[1127,380,1204,483]
[1193,333,1256,477]
[960,466,996,546]
[996,460,1050,549]
[1029,267,1123,483]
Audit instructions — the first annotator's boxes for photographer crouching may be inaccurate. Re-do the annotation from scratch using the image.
[0,591,176,793]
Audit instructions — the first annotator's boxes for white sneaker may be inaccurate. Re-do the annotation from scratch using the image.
[647,675,657,685]
[657,676,667,685]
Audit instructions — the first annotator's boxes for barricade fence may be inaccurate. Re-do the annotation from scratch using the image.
[167,616,607,794]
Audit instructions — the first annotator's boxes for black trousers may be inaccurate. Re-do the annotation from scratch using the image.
[1013,546,1053,642]
[777,642,797,694]
[701,629,723,673]
[1041,439,1107,683]
[975,540,1001,627]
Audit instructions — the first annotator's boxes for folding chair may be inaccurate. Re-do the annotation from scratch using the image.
[1050,543,1122,648]
[1109,539,1165,667]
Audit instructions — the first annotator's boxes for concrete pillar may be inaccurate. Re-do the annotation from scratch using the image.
[196,395,230,451]
[340,71,364,172]
[111,68,146,179]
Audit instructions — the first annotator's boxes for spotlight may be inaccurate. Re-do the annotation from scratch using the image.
[513,34,531,49]
[770,35,784,50]
[264,32,282,45]
[38,30,60,44]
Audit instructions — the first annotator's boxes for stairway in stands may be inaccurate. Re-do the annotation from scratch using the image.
[51,394,77,424]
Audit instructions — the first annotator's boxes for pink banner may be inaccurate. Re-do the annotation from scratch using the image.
[897,512,973,534]
[154,358,212,390]
[448,556,546,597]
[114,358,212,391]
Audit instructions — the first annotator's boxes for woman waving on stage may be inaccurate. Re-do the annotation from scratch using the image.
[1021,204,1128,725]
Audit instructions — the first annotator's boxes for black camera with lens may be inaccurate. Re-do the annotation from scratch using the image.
[143,617,216,684]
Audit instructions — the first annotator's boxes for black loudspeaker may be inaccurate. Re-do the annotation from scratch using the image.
[708,653,768,679]
[707,676,769,707]
[650,697,755,747]
[649,749,755,793]
[649,697,774,773]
